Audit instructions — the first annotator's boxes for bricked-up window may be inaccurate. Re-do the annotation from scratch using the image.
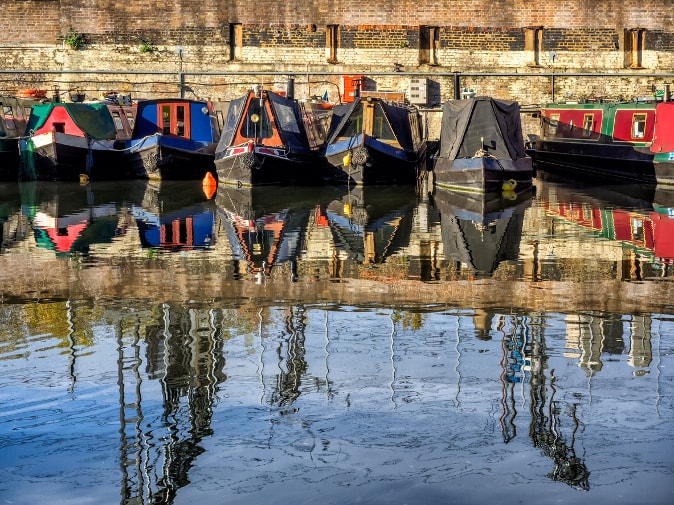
[525,27,543,66]
[419,26,439,65]
[625,29,645,69]
[230,23,242,61]
[326,25,339,63]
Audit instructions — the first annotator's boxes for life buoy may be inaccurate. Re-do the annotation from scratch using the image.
[17,89,47,99]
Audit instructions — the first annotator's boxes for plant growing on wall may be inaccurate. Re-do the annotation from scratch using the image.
[139,39,157,53]
[59,28,86,50]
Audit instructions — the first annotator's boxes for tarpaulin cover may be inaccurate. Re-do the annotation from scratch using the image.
[438,97,525,160]
[26,103,117,140]
[651,102,674,154]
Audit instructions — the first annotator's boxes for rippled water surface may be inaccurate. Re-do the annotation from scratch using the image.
[1,171,673,504]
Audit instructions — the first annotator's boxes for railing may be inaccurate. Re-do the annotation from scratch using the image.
[1,69,673,104]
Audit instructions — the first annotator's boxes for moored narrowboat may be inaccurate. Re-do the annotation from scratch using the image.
[123,98,219,180]
[431,97,533,194]
[534,98,674,185]
[214,87,333,187]
[322,96,426,185]
[0,94,48,180]
[19,102,128,181]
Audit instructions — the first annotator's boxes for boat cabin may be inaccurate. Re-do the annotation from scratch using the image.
[132,99,219,144]
[329,97,424,151]
[541,102,657,144]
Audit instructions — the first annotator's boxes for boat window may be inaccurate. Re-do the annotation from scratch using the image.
[582,114,594,137]
[338,102,364,138]
[54,122,65,133]
[273,102,300,134]
[111,111,124,130]
[631,113,647,139]
[162,105,171,135]
[373,104,396,141]
[176,105,185,136]
[240,99,272,139]
[2,105,12,116]
[546,113,560,135]
[125,110,135,129]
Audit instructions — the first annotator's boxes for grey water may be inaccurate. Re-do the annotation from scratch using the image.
[0,171,673,505]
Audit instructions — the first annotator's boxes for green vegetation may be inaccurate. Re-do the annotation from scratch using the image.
[60,28,86,50]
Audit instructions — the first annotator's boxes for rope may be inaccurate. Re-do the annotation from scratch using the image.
[472,148,505,172]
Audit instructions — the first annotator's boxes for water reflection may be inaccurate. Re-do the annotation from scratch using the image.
[429,188,532,277]
[133,181,216,250]
[1,174,674,504]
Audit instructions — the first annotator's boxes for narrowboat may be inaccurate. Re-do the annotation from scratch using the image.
[123,98,220,180]
[0,94,47,180]
[431,97,533,194]
[534,98,674,186]
[322,96,426,185]
[18,102,132,181]
[214,87,333,187]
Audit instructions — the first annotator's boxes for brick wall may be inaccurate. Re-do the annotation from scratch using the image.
[1,0,672,113]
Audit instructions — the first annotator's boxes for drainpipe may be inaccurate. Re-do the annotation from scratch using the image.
[287,75,295,100]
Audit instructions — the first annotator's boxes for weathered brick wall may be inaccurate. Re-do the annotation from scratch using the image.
[1,0,672,115]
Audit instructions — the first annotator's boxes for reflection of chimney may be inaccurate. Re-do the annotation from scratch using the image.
[473,309,493,340]
[628,315,652,369]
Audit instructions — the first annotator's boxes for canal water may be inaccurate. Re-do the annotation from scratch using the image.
[0,171,673,505]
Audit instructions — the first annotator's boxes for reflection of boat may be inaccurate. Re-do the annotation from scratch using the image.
[0,182,22,251]
[0,95,48,180]
[431,187,532,275]
[432,97,533,193]
[535,172,674,265]
[325,185,418,264]
[133,180,217,250]
[214,87,333,186]
[322,97,426,185]
[216,185,344,274]
[20,180,147,255]
[534,99,674,185]
[19,103,133,181]
[123,98,220,180]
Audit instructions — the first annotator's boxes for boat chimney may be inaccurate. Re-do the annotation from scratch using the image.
[664,83,671,102]
[287,76,295,100]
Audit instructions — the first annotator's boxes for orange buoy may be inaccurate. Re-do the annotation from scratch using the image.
[202,171,217,199]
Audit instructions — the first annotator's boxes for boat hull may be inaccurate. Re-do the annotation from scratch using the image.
[324,136,425,185]
[0,139,20,181]
[126,136,215,181]
[533,139,674,185]
[432,156,533,193]
[22,132,126,181]
[215,146,326,187]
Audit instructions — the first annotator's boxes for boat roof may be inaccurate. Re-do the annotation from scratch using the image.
[438,96,525,160]
[26,102,117,140]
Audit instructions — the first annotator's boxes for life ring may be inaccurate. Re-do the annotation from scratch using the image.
[17,89,47,99]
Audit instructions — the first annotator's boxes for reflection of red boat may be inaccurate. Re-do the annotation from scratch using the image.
[542,186,674,263]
